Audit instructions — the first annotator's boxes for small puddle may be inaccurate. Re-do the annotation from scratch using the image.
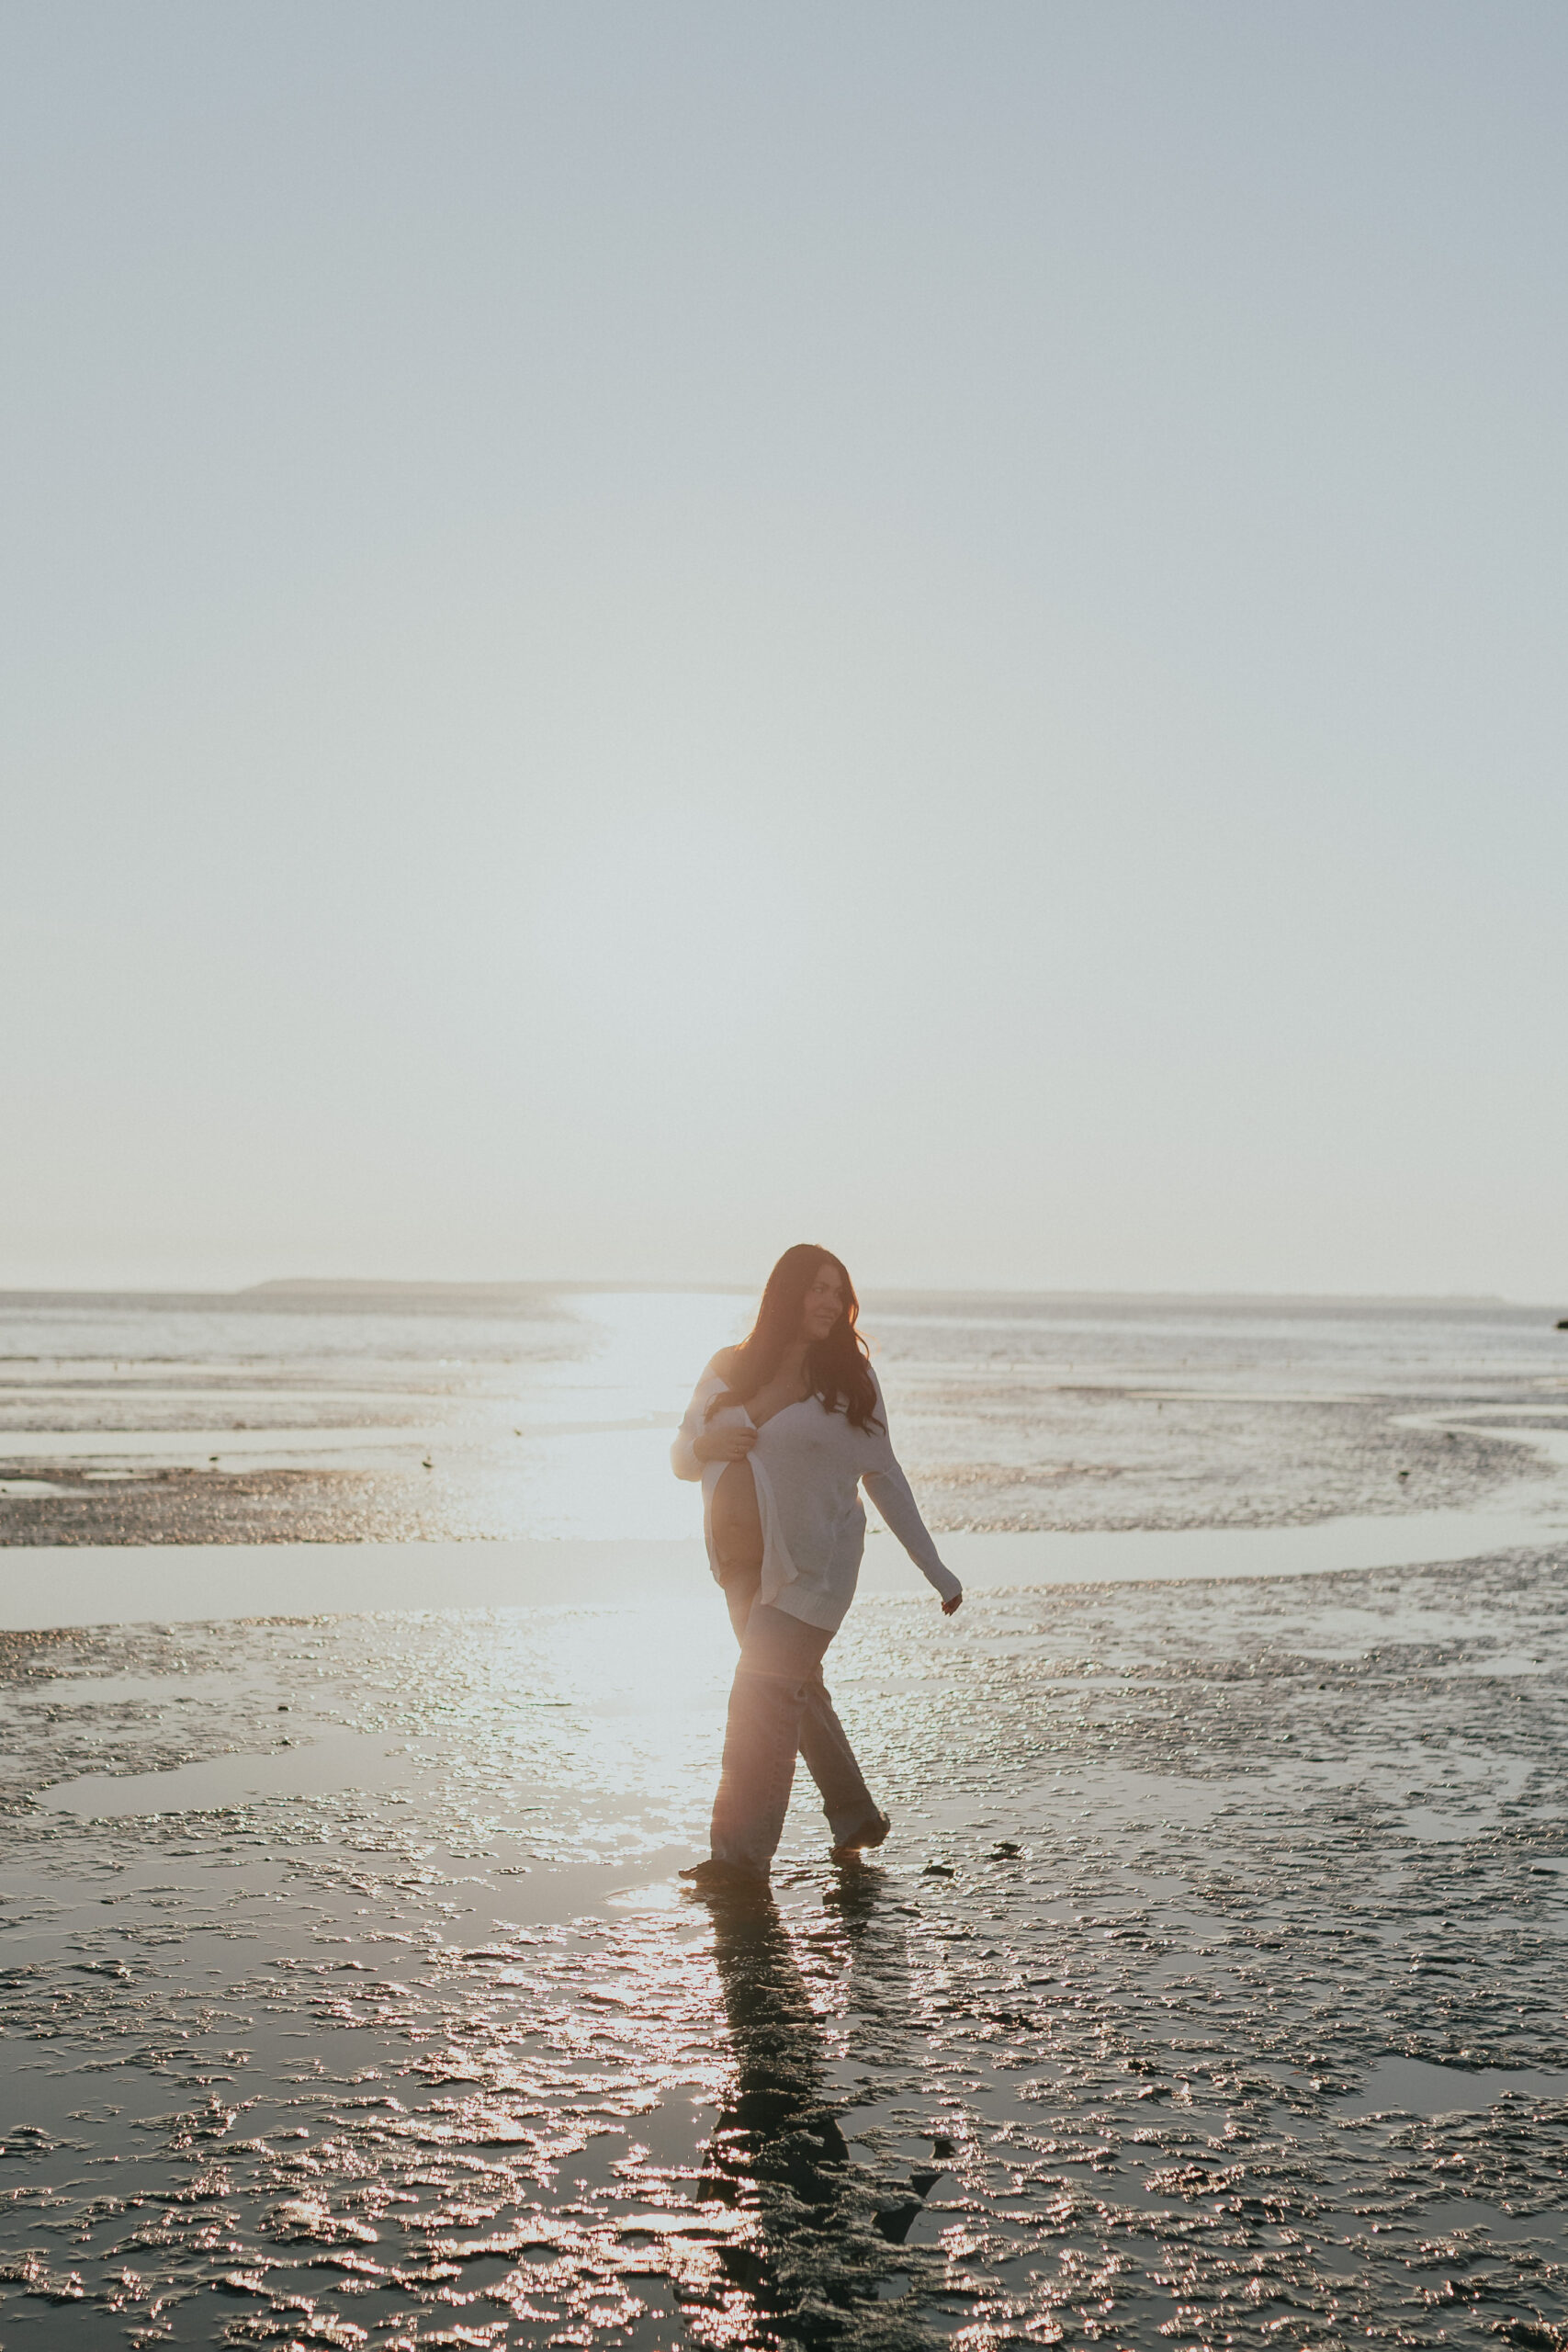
[37,1730,422,1816]
[1335,2053,1568,2117]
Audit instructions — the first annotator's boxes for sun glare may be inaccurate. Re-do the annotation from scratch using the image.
[500,1288,750,1540]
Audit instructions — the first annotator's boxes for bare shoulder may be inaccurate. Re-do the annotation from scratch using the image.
[709,1347,741,1377]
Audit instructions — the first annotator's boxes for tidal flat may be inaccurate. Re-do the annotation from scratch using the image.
[3,1288,1568,2346]
[2,1286,1564,1549]
[2,1554,1566,2350]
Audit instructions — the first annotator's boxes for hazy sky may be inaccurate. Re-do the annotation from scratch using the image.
[5,2,1565,1297]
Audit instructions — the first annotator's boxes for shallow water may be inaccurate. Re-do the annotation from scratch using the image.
[6,1391,1568,1634]
[4,1435,1568,1634]
[5,1286,1568,1546]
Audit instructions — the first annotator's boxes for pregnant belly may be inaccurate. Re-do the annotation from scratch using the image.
[712,1458,763,1578]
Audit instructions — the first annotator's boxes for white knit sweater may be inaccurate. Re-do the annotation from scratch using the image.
[671,1359,962,1633]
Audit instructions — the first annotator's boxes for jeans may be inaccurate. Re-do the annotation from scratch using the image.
[708,1567,879,1875]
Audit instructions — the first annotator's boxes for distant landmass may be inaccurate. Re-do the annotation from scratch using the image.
[236,1279,1521,1309]
[242,1279,554,1295]
[235,1277,742,1299]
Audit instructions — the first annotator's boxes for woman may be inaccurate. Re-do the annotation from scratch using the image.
[672,1244,962,1889]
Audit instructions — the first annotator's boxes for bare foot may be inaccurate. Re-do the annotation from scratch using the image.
[830,1809,891,1864]
[679,1858,769,1894]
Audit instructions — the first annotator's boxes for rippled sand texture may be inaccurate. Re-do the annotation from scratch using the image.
[3,1555,1566,2347]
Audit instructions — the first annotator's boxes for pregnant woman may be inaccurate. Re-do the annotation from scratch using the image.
[672,1243,962,1891]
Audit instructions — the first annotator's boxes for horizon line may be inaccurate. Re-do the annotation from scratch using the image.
[0,1275,1559,1311]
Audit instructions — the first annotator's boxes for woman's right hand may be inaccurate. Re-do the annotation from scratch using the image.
[694,1424,757,1463]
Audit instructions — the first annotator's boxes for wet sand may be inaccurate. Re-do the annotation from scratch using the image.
[2,1550,1566,2347]
[4,1290,1568,2346]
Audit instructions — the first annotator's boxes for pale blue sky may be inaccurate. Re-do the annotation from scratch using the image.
[4,3,1565,1296]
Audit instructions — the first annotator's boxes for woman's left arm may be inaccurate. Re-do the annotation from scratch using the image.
[862,1374,963,1612]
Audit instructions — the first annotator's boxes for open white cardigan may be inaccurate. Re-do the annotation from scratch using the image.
[671,1358,962,1634]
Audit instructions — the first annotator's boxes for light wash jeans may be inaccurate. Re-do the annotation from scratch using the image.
[709,1567,880,1876]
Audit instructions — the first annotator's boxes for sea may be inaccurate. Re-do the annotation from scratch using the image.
[3,1282,1566,1547]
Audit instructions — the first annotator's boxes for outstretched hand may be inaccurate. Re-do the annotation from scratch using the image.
[942,1590,964,1615]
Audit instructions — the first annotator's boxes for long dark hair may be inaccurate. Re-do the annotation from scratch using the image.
[706,1243,880,1430]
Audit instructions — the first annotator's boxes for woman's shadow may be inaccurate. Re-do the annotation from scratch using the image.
[686,1873,943,2340]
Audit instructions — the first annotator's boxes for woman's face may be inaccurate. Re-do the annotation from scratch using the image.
[799,1261,847,1342]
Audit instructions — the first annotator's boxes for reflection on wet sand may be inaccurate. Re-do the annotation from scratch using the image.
[694,1876,934,2342]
